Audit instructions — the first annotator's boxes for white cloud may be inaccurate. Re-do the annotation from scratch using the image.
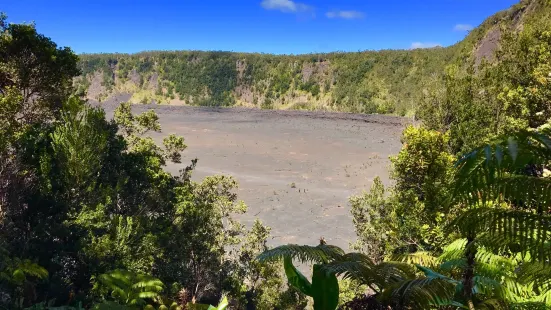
[454,24,474,31]
[261,0,311,13]
[410,42,442,49]
[326,10,365,20]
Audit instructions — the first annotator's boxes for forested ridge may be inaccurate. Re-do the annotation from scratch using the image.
[2,0,551,309]
[77,47,453,116]
[76,0,545,117]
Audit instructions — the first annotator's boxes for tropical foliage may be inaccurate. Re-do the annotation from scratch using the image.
[77,44,455,115]
[262,128,551,309]
[4,0,551,308]
[74,1,551,119]
[0,14,294,309]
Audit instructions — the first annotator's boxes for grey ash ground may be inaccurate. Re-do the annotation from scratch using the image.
[100,99,407,250]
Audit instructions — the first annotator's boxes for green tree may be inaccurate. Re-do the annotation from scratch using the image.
[375,129,551,309]
[0,14,297,310]
[350,126,456,261]
[0,17,79,123]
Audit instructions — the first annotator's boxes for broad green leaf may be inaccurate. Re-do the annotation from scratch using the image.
[284,257,312,296]
[311,264,339,310]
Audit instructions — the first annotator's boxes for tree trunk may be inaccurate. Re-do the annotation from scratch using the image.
[463,235,476,310]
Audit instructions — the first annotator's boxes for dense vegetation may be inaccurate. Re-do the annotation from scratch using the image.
[0,13,305,309]
[2,0,551,308]
[77,45,458,116]
[261,0,551,308]
[74,1,547,118]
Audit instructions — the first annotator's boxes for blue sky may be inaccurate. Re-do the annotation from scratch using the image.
[4,0,518,54]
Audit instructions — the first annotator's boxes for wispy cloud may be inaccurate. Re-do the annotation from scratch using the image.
[454,24,474,31]
[410,42,441,49]
[326,10,365,20]
[260,0,312,13]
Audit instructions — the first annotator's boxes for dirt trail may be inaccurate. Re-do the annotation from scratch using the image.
[100,101,407,250]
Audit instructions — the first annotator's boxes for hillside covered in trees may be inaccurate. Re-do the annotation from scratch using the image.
[76,0,544,116]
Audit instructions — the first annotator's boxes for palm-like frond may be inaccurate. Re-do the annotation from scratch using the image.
[382,272,458,309]
[389,251,439,268]
[95,269,164,306]
[13,260,48,279]
[439,239,518,276]
[535,289,551,305]
[450,208,551,262]
[454,129,551,210]
[375,262,418,287]
[450,130,551,266]
[517,261,551,304]
[257,243,345,264]
[474,298,509,310]
[518,262,551,287]
[369,264,459,308]
[502,277,538,304]
[473,275,507,298]
[439,238,469,262]
[320,253,416,292]
[0,257,48,285]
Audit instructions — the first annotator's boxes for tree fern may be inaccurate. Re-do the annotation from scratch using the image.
[257,242,345,264]
[389,251,439,268]
[450,208,551,262]
[93,269,164,307]
[320,253,416,293]
[257,240,341,310]
[447,129,551,308]
[0,253,48,286]
[454,129,551,210]
[381,265,458,309]
[258,243,457,309]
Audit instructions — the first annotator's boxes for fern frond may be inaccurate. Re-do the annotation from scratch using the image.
[389,251,439,267]
[454,129,551,211]
[439,238,469,262]
[517,261,551,298]
[439,258,467,272]
[376,262,418,285]
[476,247,518,268]
[257,243,345,264]
[12,259,48,279]
[503,277,537,303]
[473,275,507,298]
[380,264,458,308]
[449,208,551,262]
[537,291,551,305]
[382,276,457,308]
[96,269,164,306]
[321,253,415,291]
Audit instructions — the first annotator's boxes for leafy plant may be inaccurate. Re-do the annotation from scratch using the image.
[382,129,551,309]
[93,269,164,308]
[448,129,551,308]
[258,240,341,310]
[258,240,465,309]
